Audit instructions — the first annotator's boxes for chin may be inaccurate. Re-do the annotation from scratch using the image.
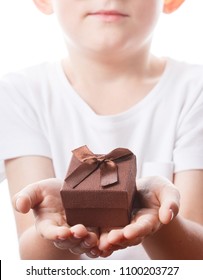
[85,38,130,55]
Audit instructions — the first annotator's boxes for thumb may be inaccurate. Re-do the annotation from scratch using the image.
[12,182,43,214]
[158,184,180,224]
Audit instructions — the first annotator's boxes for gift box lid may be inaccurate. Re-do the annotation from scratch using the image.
[61,146,137,209]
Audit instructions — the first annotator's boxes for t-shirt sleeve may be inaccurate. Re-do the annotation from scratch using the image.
[0,74,52,182]
[173,90,203,173]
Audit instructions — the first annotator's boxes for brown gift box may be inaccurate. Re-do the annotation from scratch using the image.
[60,145,137,227]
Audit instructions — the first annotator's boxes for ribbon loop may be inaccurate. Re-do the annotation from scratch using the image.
[65,145,133,189]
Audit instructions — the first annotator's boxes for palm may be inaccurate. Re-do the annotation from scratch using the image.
[34,188,67,227]
[129,185,162,234]
[99,177,179,256]
[27,179,70,240]
[98,200,161,256]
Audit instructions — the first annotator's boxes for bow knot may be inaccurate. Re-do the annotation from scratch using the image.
[82,155,106,164]
[65,145,133,189]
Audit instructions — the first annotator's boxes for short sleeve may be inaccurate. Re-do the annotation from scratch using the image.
[173,90,203,172]
[0,74,52,182]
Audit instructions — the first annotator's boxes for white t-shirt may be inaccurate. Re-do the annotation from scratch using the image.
[0,58,203,259]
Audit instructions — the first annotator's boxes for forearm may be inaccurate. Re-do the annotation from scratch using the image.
[19,226,79,260]
[143,215,203,260]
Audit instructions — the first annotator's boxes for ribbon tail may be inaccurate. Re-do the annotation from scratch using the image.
[65,162,99,189]
[100,161,118,188]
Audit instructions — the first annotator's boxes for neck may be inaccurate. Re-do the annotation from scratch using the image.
[61,47,166,115]
[63,45,154,84]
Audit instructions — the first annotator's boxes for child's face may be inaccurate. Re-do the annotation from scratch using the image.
[50,0,164,55]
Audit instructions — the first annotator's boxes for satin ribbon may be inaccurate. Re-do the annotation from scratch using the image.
[65,145,133,189]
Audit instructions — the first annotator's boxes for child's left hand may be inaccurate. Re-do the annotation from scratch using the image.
[98,176,180,257]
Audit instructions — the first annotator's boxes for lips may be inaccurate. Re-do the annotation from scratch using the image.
[91,10,128,16]
[87,10,129,21]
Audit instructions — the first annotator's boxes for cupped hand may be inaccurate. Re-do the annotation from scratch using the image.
[98,176,180,257]
[13,178,101,258]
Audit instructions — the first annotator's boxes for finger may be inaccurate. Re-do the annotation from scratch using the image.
[70,243,100,256]
[12,178,63,213]
[37,218,71,240]
[98,231,110,251]
[70,226,99,254]
[55,230,100,255]
[158,185,180,224]
[84,247,102,258]
[70,224,89,238]
[13,194,33,213]
[12,182,44,213]
[137,176,180,224]
[99,228,142,255]
[81,231,99,249]
[86,227,100,238]
[53,226,87,250]
[54,235,82,250]
[124,209,160,240]
[107,229,124,245]
[99,251,114,258]
[98,228,123,251]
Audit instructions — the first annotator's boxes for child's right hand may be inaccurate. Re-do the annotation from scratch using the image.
[12,178,101,258]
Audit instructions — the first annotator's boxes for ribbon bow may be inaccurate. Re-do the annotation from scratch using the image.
[65,145,133,189]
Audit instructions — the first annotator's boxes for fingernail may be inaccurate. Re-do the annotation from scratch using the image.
[73,233,83,239]
[15,197,22,210]
[83,240,91,248]
[57,237,67,241]
[90,249,99,257]
[170,209,174,221]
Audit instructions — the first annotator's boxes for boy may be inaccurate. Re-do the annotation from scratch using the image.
[1,0,203,259]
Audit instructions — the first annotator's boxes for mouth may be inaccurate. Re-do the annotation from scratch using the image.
[87,10,129,22]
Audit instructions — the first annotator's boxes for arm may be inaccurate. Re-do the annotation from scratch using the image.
[142,170,203,259]
[6,156,80,260]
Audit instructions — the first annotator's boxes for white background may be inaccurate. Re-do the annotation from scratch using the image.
[0,0,203,260]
